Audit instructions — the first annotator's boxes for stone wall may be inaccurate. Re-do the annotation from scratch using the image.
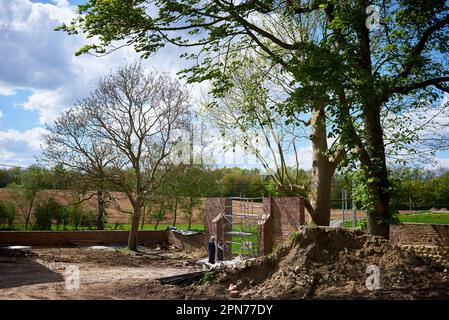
[0,230,168,247]
[390,223,449,247]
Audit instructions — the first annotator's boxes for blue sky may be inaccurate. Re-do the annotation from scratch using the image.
[0,0,448,170]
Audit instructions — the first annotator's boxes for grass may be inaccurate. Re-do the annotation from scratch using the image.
[397,212,449,224]
[341,211,449,228]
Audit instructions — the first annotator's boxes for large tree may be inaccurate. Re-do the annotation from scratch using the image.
[59,0,449,238]
[203,55,344,225]
[44,63,190,250]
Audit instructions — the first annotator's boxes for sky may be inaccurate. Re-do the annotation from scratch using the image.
[0,0,447,171]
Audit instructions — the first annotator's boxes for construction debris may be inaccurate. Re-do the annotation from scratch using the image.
[204,226,449,299]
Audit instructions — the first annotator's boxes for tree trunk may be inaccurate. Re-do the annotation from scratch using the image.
[128,206,140,251]
[362,101,390,239]
[141,204,146,231]
[188,196,193,230]
[172,197,178,226]
[96,190,105,230]
[154,201,164,231]
[308,106,335,226]
[25,195,36,230]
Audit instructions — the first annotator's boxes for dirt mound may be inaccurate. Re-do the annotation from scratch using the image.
[212,227,449,299]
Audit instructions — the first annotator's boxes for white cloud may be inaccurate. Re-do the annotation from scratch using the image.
[0,127,47,167]
[0,0,200,125]
[0,84,17,96]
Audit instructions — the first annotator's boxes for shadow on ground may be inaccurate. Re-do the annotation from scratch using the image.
[0,249,64,289]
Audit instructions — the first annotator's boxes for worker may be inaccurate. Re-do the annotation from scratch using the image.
[217,239,224,262]
[208,236,216,264]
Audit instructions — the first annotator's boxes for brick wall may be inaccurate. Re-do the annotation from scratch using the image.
[390,223,449,247]
[204,198,225,243]
[271,197,303,243]
[0,230,168,247]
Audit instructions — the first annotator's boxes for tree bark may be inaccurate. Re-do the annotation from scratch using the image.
[308,106,338,226]
[172,197,178,226]
[96,190,105,230]
[141,204,146,231]
[25,194,36,230]
[128,206,140,251]
[362,101,391,239]
[188,196,193,230]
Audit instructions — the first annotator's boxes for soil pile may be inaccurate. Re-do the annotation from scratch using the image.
[212,226,449,299]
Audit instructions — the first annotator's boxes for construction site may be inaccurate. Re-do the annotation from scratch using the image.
[1,197,449,300]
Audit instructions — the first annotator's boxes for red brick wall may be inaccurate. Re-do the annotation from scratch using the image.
[271,197,303,243]
[0,230,168,247]
[390,223,449,247]
[204,198,225,243]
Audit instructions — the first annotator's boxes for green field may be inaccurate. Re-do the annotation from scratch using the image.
[397,212,449,224]
[342,211,449,228]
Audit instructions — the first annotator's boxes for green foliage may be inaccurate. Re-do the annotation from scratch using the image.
[80,210,98,229]
[390,168,449,210]
[349,170,376,214]
[356,219,367,230]
[197,271,215,285]
[34,198,60,230]
[33,198,74,231]
[53,205,70,230]
[288,231,301,242]
[0,201,18,229]
[68,202,83,230]
[218,167,267,197]
[58,0,449,237]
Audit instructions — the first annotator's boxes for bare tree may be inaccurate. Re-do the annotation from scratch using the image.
[83,63,189,250]
[202,55,345,226]
[43,63,190,249]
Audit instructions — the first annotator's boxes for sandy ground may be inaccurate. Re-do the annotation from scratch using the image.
[0,246,205,300]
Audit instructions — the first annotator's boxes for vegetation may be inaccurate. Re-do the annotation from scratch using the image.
[58,0,449,239]
[398,212,449,225]
[0,200,18,229]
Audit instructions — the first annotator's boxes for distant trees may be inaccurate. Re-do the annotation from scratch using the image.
[390,168,449,210]
[0,200,17,229]
[7,166,51,229]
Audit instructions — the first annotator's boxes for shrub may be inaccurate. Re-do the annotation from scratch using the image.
[0,201,17,229]
[80,210,97,229]
[68,203,82,230]
[54,205,70,230]
[34,202,53,230]
[34,197,65,230]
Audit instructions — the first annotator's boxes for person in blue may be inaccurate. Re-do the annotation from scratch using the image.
[208,236,216,264]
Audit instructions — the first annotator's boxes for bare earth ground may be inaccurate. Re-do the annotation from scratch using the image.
[0,246,205,300]
[2,227,449,300]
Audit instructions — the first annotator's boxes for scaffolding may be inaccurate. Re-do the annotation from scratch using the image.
[223,197,266,258]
